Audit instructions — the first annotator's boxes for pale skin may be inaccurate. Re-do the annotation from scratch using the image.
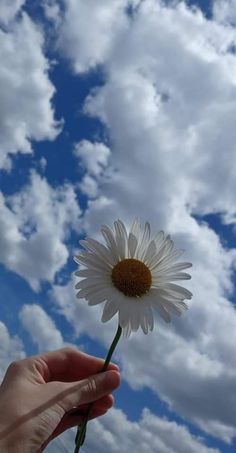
[0,347,120,452]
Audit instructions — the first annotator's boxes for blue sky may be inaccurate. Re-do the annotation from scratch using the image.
[1,0,236,452]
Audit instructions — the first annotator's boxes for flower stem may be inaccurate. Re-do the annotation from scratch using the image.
[74,324,122,453]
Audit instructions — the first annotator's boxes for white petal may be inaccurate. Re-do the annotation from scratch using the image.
[155,302,171,323]
[162,239,175,256]
[151,248,184,272]
[163,283,192,300]
[123,323,132,338]
[154,230,165,248]
[76,287,108,304]
[101,300,119,322]
[87,291,110,305]
[146,305,154,331]
[140,312,148,334]
[75,278,109,290]
[75,253,111,272]
[149,242,168,269]
[130,309,140,332]
[128,232,138,258]
[136,222,151,260]
[164,300,188,316]
[75,269,108,278]
[143,240,157,265]
[114,220,128,260]
[150,287,185,302]
[118,299,131,328]
[101,225,120,261]
[152,272,191,283]
[165,262,192,272]
[130,218,141,240]
[80,238,115,266]
[77,282,112,299]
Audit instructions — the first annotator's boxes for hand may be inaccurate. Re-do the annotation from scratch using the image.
[0,347,120,452]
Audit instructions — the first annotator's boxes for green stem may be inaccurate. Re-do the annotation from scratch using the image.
[74,324,122,453]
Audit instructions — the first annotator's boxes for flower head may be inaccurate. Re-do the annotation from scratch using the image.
[74,219,192,336]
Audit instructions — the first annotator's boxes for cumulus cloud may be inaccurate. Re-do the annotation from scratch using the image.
[42,0,62,24]
[57,0,129,73]
[0,0,26,25]
[0,12,61,170]
[0,171,81,290]
[46,407,220,453]
[82,0,236,229]
[19,304,64,351]
[213,0,236,26]
[74,140,111,198]
[0,321,25,381]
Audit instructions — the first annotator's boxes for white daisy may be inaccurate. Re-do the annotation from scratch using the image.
[74,219,192,336]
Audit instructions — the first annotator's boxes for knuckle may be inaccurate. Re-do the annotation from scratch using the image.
[7,359,24,375]
[83,376,99,400]
[61,346,76,355]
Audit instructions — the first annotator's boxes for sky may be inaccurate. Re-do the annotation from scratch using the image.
[0,0,236,451]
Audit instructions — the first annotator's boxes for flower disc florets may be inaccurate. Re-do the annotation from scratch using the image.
[111,258,152,297]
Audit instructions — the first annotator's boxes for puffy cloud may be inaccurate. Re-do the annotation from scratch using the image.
[57,0,129,73]
[46,407,220,453]
[19,304,64,351]
[0,13,61,170]
[82,0,236,229]
[0,171,81,290]
[42,0,62,24]
[74,140,111,198]
[0,321,25,381]
[0,0,26,25]
[74,140,110,177]
[213,0,236,26]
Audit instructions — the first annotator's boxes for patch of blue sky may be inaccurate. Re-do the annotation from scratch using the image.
[187,0,213,18]
[196,214,236,249]
[0,264,37,356]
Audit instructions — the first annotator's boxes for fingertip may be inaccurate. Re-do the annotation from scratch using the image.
[106,393,114,408]
[106,369,121,389]
[108,362,120,372]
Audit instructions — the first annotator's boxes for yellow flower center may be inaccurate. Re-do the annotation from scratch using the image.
[111,258,152,297]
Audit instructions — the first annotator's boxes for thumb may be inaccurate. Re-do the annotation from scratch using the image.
[52,370,120,414]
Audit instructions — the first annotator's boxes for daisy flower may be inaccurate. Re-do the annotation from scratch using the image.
[74,219,192,336]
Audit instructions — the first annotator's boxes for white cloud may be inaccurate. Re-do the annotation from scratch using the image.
[0,12,61,170]
[46,407,220,453]
[0,0,26,25]
[74,140,111,198]
[82,0,236,228]
[0,321,25,382]
[0,171,81,290]
[19,304,64,352]
[74,140,110,177]
[213,0,236,26]
[42,0,62,24]
[57,0,129,73]
[79,174,100,199]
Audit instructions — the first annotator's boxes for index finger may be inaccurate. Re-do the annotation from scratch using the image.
[34,347,119,382]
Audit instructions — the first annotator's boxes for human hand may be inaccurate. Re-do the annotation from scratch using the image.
[0,347,120,452]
